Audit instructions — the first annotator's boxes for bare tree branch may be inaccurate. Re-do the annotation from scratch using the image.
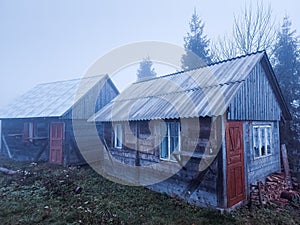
[212,1,277,61]
[233,1,277,55]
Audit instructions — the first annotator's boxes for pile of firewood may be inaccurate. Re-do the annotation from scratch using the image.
[265,173,289,202]
[249,172,298,206]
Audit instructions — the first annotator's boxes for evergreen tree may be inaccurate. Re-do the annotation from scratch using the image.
[273,16,300,169]
[181,9,212,70]
[273,16,300,107]
[136,57,157,81]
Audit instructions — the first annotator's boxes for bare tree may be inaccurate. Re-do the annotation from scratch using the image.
[211,1,277,61]
[234,1,276,54]
[211,34,238,62]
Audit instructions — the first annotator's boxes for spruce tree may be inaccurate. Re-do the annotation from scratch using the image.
[181,9,212,70]
[273,16,300,170]
[136,57,157,81]
[273,16,300,107]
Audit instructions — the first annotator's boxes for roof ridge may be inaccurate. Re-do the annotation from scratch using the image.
[133,51,265,84]
[113,79,246,102]
[37,74,107,86]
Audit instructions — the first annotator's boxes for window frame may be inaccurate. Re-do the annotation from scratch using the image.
[114,124,123,149]
[252,124,272,159]
[159,121,181,162]
[24,121,49,142]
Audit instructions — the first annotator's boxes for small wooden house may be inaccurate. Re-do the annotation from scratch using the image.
[90,52,291,209]
[0,75,118,166]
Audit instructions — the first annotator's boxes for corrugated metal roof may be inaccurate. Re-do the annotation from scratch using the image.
[0,75,108,119]
[90,52,266,122]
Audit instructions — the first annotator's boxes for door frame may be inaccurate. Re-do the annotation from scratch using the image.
[49,122,65,165]
[225,121,246,208]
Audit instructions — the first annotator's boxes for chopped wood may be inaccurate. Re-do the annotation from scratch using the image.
[0,167,17,175]
[249,173,300,207]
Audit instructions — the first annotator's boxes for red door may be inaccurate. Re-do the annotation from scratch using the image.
[50,122,64,165]
[226,121,245,207]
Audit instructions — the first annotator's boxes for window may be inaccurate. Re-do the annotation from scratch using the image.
[114,124,122,149]
[24,122,49,142]
[253,125,272,158]
[160,122,180,161]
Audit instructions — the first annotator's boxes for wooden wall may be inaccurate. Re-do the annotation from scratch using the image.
[1,118,50,161]
[1,118,98,166]
[243,121,281,194]
[228,62,282,121]
[100,117,224,207]
[64,119,103,166]
[63,78,119,120]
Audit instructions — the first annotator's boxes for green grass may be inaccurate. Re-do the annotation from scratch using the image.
[0,156,299,224]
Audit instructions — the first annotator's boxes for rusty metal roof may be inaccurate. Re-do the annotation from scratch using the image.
[0,75,109,119]
[90,52,271,122]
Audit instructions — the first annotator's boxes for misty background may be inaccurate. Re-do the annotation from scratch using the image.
[0,0,299,108]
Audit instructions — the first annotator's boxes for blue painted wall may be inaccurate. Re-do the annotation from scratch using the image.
[243,121,281,193]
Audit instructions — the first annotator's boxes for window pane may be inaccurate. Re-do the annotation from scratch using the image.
[160,137,168,159]
[115,125,122,148]
[169,122,178,137]
[261,128,266,156]
[266,127,271,154]
[253,127,259,157]
[170,136,179,161]
[160,122,180,161]
[253,125,272,158]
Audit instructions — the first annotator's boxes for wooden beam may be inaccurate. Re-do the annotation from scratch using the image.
[34,142,48,162]
[281,144,292,188]
[2,136,12,159]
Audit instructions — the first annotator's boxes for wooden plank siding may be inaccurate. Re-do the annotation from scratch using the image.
[100,117,223,207]
[228,62,281,121]
[243,121,281,194]
[63,78,118,120]
[1,118,51,161]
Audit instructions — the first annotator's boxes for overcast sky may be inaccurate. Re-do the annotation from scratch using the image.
[0,0,299,108]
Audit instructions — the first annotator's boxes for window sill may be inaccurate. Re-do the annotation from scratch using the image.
[254,154,272,160]
[173,151,216,159]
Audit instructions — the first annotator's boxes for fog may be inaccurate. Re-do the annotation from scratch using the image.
[0,0,299,108]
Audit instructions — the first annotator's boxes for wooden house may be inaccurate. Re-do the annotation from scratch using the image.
[0,75,118,166]
[89,52,291,209]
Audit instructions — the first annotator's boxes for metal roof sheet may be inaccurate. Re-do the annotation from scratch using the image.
[0,75,108,119]
[90,52,265,122]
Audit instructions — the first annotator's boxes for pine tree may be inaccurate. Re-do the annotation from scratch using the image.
[181,9,212,70]
[136,57,157,81]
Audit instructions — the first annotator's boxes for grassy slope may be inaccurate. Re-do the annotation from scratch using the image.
[0,156,299,225]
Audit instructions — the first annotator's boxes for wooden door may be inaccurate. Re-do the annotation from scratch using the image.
[226,121,245,207]
[50,122,64,165]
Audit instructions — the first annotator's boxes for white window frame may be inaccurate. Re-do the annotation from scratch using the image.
[114,124,122,149]
[253,124,272,159]
[159,122,181,162]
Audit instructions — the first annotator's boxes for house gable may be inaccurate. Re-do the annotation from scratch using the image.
[228,61,282,121]
[62,77,119,120]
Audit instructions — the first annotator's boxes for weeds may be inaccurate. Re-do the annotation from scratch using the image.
[0,156,298,224]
